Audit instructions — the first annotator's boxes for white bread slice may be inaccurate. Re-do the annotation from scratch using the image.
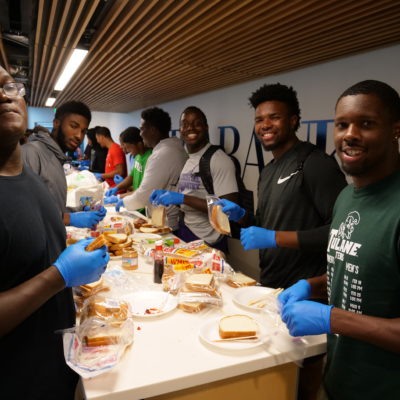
[226,272,257,288]
[211,205,231,235]
[152,206,166,227]
[104,233,127,244]
[178,302,206,313]
[139,225,161,233]
[219,314,258,339]
[186,273,213,287]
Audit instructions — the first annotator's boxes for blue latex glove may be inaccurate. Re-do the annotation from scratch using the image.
[281,300,334,336]
[156,190,184,206]
[69,206,107,228]
[78,165,89,171]
[104,195,119,205]
[94,172,103,181]
[114,174,124,185]
[80,159,90,167]
[105,187,119,197]
[278,280,311,309]
[53,238,110,287]
[215,199,245,222]
[115,198,125,212]
[240,226,277,251]
[149,190,168,205]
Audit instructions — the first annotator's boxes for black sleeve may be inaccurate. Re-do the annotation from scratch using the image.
[298,224,330,251]
[297,152,347,251]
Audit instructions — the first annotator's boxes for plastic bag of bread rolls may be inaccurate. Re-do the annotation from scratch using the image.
[63,296,134,378]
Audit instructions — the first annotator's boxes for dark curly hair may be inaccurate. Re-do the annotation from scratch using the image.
[55,101,91,123]
[337,80,400,122]
[249,83,301,131]
[93,126,111,138]
[119,127,142,143]
[141,107,171,136]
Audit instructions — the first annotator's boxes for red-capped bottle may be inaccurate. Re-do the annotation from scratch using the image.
[153,240,164,284]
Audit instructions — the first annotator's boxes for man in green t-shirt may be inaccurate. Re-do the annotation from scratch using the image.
[279,80,400,400]
[104,127,152,213]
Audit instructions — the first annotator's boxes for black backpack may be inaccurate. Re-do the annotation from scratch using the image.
[198,145,254,239]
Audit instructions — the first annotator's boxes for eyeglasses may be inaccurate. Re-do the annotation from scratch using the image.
[1,82,26,97]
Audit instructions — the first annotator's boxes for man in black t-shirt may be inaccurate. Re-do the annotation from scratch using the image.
[220,83,347,288]
[219,83,347,400]
[0,66,110,399]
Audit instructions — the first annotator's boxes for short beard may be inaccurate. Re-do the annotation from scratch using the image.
[57,125,76,153]
[262,142,279,152]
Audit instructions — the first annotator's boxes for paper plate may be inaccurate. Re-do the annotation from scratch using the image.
[199,316,268,350]
[123,290,177,318]
[232,286,277,311]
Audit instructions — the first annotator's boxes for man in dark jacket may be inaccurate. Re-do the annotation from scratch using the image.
[22,101,106,228]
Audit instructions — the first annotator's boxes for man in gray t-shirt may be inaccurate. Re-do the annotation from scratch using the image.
[150,106,238,250]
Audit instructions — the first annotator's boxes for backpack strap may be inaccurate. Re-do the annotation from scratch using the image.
[198,145,221,195]
[296,141,315,172]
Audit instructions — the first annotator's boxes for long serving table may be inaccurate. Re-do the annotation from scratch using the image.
[78,257,325,400]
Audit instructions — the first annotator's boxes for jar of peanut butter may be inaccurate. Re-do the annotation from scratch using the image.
[122,248,138,270]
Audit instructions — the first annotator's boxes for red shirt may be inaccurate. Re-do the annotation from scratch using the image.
[105,143,127,187]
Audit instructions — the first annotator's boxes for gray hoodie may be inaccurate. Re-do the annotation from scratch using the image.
[22,131,69,215]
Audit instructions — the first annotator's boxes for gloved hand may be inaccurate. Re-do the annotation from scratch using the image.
[80,159,90,167]
[149,190,168,205]
[94,172,103,181]
[215,199,245,222]
[105,187,118,197]
[53,238,110,287]
[104,195,119,205]
[281,300,334,337]
[278,279,311,309]
[69,206,107,228]
[78,164,89,171]
[240,226,277,251]
[115,198,125,212]
[113,174,124,185]
[156,190,184,206]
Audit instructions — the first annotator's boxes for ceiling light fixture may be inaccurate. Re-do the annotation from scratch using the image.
[54,49,88,91]
[45,97,56,107]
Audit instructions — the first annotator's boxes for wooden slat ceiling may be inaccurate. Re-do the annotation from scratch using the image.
[30,0,400,112]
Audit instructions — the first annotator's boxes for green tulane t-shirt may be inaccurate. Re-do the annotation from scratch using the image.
[129,149,152,214]
[130,149,152,191]
[325,169,400,400]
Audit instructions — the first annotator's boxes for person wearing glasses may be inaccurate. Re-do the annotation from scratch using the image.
[0,66,109,399]
[22,100,107,229]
